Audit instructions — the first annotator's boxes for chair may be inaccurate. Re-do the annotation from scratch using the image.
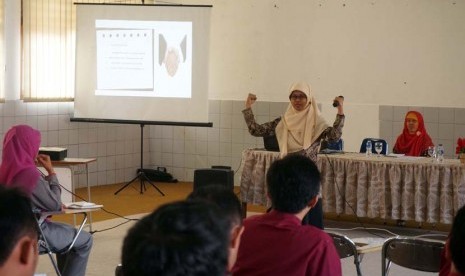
[360,138,389,155]
[328,232,363,276]
[321,138,344,152]
[263,135,280,151]
[34,209,89,276]
[381,237,445,276]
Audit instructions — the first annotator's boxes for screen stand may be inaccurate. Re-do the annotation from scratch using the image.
[114,124,165,196]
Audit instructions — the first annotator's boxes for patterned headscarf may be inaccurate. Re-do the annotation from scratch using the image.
[393,111,434,156]
[0,125,41,194]
[275,81,329,156]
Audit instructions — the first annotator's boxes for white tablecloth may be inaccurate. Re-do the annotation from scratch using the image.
[240,149,465,224]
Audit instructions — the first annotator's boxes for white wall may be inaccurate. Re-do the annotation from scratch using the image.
[2,0,465,185]
[206,0,465,151]
[209,0,465,104]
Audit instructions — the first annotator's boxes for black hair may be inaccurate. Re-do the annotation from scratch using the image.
[266,154,320,213]
[0,185,38,266]
[122,200,230,276]
[450,204,465,274]
[187,185,242,226]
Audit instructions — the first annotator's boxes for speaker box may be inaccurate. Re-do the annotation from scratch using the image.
[193,167,234,191]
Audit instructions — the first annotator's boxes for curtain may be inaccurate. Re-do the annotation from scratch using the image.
[21,0,150,102]
[21,0,75,101]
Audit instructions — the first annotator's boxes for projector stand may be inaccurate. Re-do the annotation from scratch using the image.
[114,124,165,196]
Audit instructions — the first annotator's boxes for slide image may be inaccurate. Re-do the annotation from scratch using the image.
[95,20,192,99]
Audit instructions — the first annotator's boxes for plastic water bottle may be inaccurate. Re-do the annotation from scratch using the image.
[366,140,372,157]
[436,144,444,163]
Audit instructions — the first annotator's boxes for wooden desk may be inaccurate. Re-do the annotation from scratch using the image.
[51,158,97,229]
[240,149,465,224]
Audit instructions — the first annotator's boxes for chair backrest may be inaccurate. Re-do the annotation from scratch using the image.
[321,139,344,152]
[328,232,363,276]
[381,237,445,276]
[360,138,389,155]
[328,232,358,259]
[263,135,280,151]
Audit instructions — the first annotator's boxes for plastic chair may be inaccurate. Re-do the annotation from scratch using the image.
[328,232,363,276]
[321,138,344,151]
[381,237,445,276]
[360,138,389,155]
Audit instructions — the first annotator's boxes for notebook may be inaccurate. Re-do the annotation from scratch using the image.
[64,201,103,209]
[263,135,280,152]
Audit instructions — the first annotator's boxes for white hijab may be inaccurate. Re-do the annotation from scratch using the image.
[275,81,329,156]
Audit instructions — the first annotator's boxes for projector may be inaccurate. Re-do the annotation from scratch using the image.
[38,147,68,161]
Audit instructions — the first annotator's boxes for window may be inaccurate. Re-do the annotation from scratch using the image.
[21,0,75,101]
[21,0,147,101]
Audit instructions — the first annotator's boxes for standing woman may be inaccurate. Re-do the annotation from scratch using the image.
[0,125,92,276]
[243,81,345,228]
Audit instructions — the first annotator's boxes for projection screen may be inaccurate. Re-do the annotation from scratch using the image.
[74,4,211,123]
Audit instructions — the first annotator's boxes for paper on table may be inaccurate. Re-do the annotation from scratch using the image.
[386,153,405,157]
[64,201,103,209]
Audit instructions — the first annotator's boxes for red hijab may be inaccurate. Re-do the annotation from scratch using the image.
[394,111,434,156]
[0,125,41,194]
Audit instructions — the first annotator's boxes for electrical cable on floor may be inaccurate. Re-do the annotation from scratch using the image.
[58,183,140,234]
[57,182,139,221]
[325,226,399,237]
[38,169,140,234]
[411,233,448,239]
[88,220,134,235]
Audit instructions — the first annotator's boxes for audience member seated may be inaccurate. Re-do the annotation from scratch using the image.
[232,154,342,276]
[440,205,465,276]
[122,200,232,276]
[0,186,39,276]
[393,111,434,156]
[0,125,93,276]
[187,185,244,272]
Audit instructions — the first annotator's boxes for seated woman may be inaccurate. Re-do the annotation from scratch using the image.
[242,81,345,228]
[393,111,434,156]
[0,125,92,276]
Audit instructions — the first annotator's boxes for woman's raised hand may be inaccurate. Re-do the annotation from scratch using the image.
[334,96,344,115]
[245,93,257,109]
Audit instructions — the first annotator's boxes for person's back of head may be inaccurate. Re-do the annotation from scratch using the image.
[122,200,230,276]
[0,185,39,276]
[267,154,321,213]
[187,185,244,271]
[187,185,242,226]
[450,205,465,274]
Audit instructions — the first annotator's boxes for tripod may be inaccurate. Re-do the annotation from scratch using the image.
[114,124,165,196]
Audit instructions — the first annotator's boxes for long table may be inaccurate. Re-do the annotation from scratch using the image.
[240,149,465,224]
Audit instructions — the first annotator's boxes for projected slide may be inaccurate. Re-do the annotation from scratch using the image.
[95,20,192,98]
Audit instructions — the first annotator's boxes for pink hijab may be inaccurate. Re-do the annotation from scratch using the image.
[0,125,41,194]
